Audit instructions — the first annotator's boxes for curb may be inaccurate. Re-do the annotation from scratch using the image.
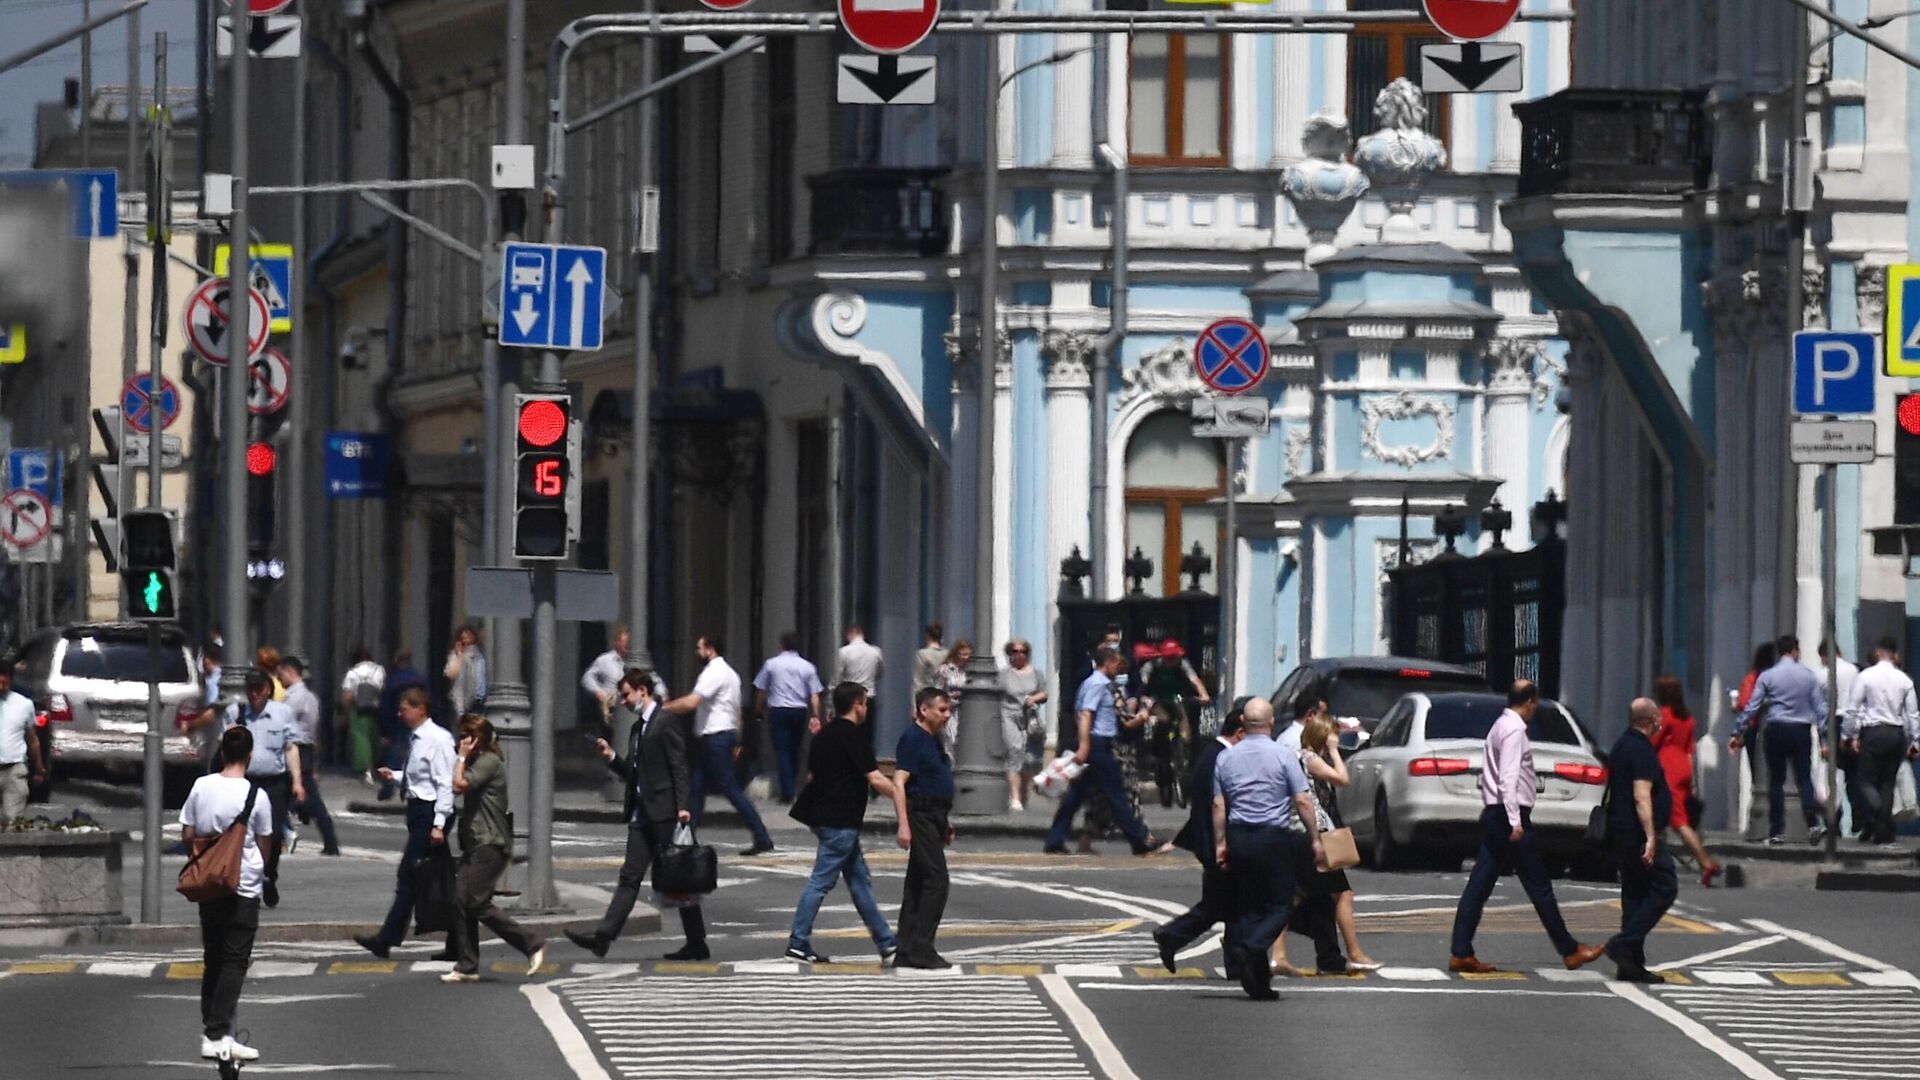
[1814,868,1920,893]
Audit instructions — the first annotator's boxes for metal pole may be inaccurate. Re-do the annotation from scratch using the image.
[0,0,150,78]
[525,357,560,911]
[1093,141,1126,599]
[1221,439,1238,698]
[139,34,169,926]
[1778,0,1920,73]
[955,43,1005,816]
[219,14,252,707]
[117,2,143,619]
[80,0,92,167]
[285,31,309,660]
[624,0,658,679]
[1822,462,1840,859]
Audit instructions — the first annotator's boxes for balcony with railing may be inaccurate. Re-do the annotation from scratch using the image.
[1514,90,1713,199]
[808,169,950,257]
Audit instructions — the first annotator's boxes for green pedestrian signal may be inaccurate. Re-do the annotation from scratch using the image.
[126,568,176,620]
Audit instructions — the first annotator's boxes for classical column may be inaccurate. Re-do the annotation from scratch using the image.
[1051,0,1093,168]
[1554,313,1604,724]
[1482,338,1538,550]
[1043,331,1094,657]
[1271,3,1312,168]
[991,331,1014,652]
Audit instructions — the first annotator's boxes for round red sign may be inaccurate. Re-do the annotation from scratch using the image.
[227,0,295,15]
[696,0,754,8]
[1421,0,1522,41]
[839,0,940,55]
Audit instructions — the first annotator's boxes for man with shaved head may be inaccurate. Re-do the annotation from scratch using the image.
[1603,696,1678,982]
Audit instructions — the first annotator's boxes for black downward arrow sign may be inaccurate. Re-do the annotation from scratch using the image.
[1429,42,1514,92]
[848,56,927,103]
[248,18,295,57]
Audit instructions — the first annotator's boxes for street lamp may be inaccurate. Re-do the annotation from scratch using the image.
[955,42,1095,816]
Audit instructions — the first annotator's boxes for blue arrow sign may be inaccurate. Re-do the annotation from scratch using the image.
[498,241,606,351]
[0,169,118,238]
[1792,330,1877,416]
[6,448,60,508]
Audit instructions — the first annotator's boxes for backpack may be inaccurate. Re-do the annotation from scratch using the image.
[351,668,383,710]
[177,783,261,903]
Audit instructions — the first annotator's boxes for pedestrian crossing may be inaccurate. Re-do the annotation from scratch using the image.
[558,974,1098,1079]
[1649,983,1920,1080]
[948,930,1160,966]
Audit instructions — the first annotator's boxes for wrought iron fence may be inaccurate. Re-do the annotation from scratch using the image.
[807,168,950,256]
[1515,89,1712,199]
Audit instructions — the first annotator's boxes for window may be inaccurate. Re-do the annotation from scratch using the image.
[1129,35,1230,165]
[1124,411,1224,597]
[1347,0,1449,148]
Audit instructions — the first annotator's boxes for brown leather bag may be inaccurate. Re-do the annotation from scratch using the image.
[177,784,261,903]
[1318,826,1362,871]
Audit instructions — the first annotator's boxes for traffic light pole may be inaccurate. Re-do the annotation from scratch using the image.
[138,35,169,926]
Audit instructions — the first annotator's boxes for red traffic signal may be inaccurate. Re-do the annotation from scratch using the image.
[513,393,576,560]
[1899,394,1920,437]
[246,441,277,476]
[518,399,567,448]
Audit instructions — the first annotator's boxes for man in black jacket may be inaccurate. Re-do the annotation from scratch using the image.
[1154,704,1246,978]
[566,669,709,960]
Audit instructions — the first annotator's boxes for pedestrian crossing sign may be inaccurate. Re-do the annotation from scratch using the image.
[1885,263,1920,377]
[214,242,295,333]
[0,323,23,365]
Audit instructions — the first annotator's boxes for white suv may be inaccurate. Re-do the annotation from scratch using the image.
[15,623,203,784]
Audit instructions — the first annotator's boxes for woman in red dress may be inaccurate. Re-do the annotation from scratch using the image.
[1652,675,1722,886]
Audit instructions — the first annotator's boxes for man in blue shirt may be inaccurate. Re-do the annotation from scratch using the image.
[223,670,304,908]
[893,687,956,969]
[1730,634,1828,843]
[753,631,825,803]
[1210,698,1316,1000]
[1044,645,1157,856]
[1605,698,1677,983]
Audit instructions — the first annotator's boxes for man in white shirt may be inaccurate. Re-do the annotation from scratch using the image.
[179,725,275,1063]
[1820,639,1865,835]
[354,686,457,957]
[912,623,945,697]
[663,635,774,855]
[581,625,632,720]
[1843,637,1920,846]
[223,670,305,907]
[278,657,339,856]
[839,624,885,751]
[339,648,385,782]
[0,666,45,820]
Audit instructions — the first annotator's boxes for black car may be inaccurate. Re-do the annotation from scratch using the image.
[1270,656,1491,748]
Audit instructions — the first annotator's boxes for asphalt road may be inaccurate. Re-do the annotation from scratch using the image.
[3,785,1916,1080]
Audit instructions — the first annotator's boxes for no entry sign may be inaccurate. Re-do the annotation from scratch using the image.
[1422,0,1522,41]
[840,0,940,55]
[227,0,295,16]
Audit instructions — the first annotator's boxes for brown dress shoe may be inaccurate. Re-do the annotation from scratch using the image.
[1449,954,1499,974]
[1565,943,1607,970]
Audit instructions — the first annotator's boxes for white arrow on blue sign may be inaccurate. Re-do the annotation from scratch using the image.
[0,169,118,238]
[1792,330,1877,416]
[498,241,607,351]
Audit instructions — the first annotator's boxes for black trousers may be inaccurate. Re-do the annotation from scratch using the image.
[595,818,706,945]
[376,799,437,945]
[198,895,260,1039]
[896,796,951,963]
[1857,726,1912,844]
[1228,823,1301,962]
[249,773,292,887]
[451,845,545,973]
[1159,861,1242,974]
[293,743,339,851]
[1609,838,1678,969]
[1286,852,1345,971]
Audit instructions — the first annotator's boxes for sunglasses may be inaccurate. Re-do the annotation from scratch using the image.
[1007,648,1029,655]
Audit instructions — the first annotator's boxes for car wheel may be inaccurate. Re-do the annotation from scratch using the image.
[1372,793,1404,871]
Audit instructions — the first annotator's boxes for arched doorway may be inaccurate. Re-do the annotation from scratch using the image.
[1124,411,1224,597]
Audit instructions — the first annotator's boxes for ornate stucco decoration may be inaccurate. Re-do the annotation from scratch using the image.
[1359,391,1454,467]
[1284,426,1312,478]
[1484,337,1540,395]
[945,313,1010,393]
[1802,267,1827,330]
[1280,113,1370,265]
[1118,340,1207,407]
[1858,265,1887,328]
[1043,329,1095,391]
[1352,79,1448,242]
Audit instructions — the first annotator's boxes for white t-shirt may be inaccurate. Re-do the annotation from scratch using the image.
[179,774,275,900]
[692,656,742,737]
[0,690,35,764]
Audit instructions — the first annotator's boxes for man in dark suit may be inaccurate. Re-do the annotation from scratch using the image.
[565,669,710,960]
[1154,704,1246,978]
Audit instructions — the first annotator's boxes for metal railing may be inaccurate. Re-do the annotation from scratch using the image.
[807,169,951,257]
[1515,89,1713,199]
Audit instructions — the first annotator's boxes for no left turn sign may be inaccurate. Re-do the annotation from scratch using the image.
[1,488,52,548]
[184,277,271,367]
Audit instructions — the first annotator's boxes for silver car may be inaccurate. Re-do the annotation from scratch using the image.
[15,623,203,780]
[1340,691,1607,870]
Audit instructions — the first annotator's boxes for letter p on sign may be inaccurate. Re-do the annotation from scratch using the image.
[1792,331,1877,417]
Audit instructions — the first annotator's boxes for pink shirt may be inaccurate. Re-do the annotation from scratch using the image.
[1480,708,1537,828]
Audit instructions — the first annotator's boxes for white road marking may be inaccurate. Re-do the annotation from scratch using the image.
[524,975,617,1080]
[87,961,158,976]
[1695,970,1775,986]
[1653,934,1788,972]
[1376,966,1450,981]
[1533,968,1605,982]
[1605,982,1785,1080]
[1745,918,1896,972]
[137,992,362,1004]
[1074,982,1614,997]
[143,1065,395,1074]
[1038,974,1142,1080]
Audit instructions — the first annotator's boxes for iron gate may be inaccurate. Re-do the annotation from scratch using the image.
[1389,537,1565,698]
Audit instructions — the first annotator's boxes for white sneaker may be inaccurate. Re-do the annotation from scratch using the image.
[223,1036,260,1061]
[285,825,300,853]
[527,944,547,975]
[1008,798,1024,813]
[200,1036,225,1060]
[440,971,481,984]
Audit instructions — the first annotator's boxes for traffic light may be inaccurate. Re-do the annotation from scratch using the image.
[1897,395,1920,524]
[513,393,578,559]
[121,508,177,621]
[89,406,123,571]
[247,439,276,553]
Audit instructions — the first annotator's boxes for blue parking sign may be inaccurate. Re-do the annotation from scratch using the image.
[6,448,60,507]
[1792,331,1876,416]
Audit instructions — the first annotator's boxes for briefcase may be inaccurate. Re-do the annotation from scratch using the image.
[652,824,719,896]
[411,847,459,934]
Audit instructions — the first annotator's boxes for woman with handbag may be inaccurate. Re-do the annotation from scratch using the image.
[999,639,1048,812]
[1271,715,1375,975]
[1652,676,1722,887]
[178,726,275,1064]
[443,715,546,983]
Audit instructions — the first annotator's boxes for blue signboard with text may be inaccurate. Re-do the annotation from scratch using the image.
[325,432,390,498]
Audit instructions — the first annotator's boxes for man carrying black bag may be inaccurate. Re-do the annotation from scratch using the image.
[567,669,711,961]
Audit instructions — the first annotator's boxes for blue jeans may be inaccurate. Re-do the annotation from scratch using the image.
[768,707,811,802]
[1450,806,1579,960]
[690,730,772,847]
[1045,735,1149,851]
[1763,722,1820,839]
[788,826,896,954]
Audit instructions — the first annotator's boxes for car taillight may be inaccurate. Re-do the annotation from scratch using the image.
[1553,762,1607,785]
[34,712,47,728]
[48,694,72,723]
[1398,668,1433,678]
[1409,756,1472,777]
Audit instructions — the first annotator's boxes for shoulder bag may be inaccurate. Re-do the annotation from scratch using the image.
[653,823,719,896]
[1583,772,1613,848]
[177,784,261,903]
